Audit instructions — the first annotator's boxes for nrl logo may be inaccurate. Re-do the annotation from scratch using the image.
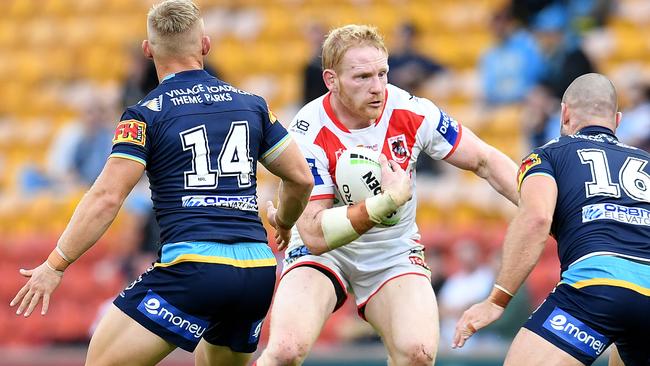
[388,134,409,163]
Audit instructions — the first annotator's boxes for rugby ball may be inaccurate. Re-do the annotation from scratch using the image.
[335,146,401,226]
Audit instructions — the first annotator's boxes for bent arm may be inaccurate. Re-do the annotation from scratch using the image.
[445,127,519,205]
[57,157,144,263]
[262,140,314,228]
[296,198,377,255]
[493,175,557,298]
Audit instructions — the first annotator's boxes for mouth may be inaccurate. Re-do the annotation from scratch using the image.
[368,100,383,108]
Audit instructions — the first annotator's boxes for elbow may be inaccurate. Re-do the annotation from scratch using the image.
[524,212,553,233]
[91,187,123,213]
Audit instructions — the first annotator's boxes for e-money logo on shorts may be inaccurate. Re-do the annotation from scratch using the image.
[543,307,608,358]
[138,290,208,341]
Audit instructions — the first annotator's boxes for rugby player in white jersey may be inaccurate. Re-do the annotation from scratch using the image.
[257,24,519,366]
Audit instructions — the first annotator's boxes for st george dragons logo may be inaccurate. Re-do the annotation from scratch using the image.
[388,134,409,164]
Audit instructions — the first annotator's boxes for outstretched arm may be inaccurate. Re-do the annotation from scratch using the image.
[445,126,519,205]
[10,157,144,317]
[452,174,557,348]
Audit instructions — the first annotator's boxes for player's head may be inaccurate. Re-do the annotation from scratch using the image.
[560,73,622,136]
[143,0,210,64]
[322,25,389,125]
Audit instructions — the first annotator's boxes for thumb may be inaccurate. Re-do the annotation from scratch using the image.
[379,154,391,175]
[19,268,34,277]
[388,159,402,172]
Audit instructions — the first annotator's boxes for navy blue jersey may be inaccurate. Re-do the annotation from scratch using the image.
[518,126,650,271]
[111,70,290,245]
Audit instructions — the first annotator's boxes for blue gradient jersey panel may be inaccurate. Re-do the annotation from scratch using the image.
[517,126,650,271]
[110,70,290,244]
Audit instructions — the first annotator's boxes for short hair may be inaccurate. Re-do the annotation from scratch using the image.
[321,25,388,71]
[147,0,203,58]
[562,73,618,124]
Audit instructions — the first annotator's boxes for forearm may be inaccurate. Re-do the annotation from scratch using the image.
[56,186,124,262]
[275,179,312,228]
[480,147,519,206]
[495,211,550,295]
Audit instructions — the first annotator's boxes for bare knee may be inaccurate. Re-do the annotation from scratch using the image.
[389,341,436,366]
[261,340,311,366]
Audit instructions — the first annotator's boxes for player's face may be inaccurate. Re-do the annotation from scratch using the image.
[335,46,388,123]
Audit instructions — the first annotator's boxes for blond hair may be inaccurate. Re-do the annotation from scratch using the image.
[147,0,203,58]
[322,24,387,71]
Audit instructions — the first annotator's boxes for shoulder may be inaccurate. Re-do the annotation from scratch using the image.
[287,96,327,142]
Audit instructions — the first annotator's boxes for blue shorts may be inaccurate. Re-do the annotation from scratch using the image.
[524,255,650,365]
[114,242,277,353]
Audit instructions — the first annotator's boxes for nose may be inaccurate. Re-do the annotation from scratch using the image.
[369,75,383,94]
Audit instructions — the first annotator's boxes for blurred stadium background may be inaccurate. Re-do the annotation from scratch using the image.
[1,0,648,364]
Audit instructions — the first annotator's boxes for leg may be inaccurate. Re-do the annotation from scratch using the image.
[608,344,625,366]
[194,340,252,366]
[256,267,338,366]
[364,274,438,366]
[504,328,584,366]
[86,304,177,366]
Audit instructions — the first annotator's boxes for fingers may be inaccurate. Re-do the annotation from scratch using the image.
[452,313,478,349]
[16,289,35,316]
[23,291,42,317]
[10,284,30,308]
[19,268,34,278]
[388,159,403,173]
[42,293,50,315]
[379,154,392,175]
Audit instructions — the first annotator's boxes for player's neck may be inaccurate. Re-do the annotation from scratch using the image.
[154,57,204,82]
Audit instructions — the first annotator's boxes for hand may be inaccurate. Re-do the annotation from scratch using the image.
[379,154,412,207]
[266,201,292,251]
[452,300,504,349]
[10,263,63,317]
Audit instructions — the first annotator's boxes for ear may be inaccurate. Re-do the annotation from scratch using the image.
[323,69,337,92]
[142,40,153,59]
[560,102,570,127]
[201,36,211,56]
[615,111,622,129]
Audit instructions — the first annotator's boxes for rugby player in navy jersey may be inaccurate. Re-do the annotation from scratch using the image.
[454,73,650,366]
[10,1,313,365]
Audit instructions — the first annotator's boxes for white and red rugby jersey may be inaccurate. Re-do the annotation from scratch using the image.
[288,84,462,243]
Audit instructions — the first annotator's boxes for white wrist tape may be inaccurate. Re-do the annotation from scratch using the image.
[56,245,72,263]
[321,206,360,250]
[365,193,399,224]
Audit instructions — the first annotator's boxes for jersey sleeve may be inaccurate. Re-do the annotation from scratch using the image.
[417,99,462,160]
[517,147,555,191]
[259,103,291,165]
[110,108,150,167]
[290,130,334,201]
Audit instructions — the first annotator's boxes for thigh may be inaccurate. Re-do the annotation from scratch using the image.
[266,266,339,350]
[364,274,438,360]
[505,328,584,366]
[86,304,176,366]
[194,339,252,366]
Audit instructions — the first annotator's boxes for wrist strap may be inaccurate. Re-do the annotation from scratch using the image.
[47,248,71,272]
[365,193,398,224]
[44,261,65,277]
[488,284,513,308]
[321,206,360,250]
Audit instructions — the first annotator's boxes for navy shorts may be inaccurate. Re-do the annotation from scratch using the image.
[524,256,650,365]
[114,242,277,353]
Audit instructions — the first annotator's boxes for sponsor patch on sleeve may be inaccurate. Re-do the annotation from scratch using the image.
[517,152,542,190]
[436,109,460,147]
[113,120,147,146]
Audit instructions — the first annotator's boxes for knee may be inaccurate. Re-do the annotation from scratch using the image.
[261,341,311,366]
[389,342,436,366]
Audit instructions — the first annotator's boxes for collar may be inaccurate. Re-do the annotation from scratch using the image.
[160,69,211,84]
[575,125,617,139]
